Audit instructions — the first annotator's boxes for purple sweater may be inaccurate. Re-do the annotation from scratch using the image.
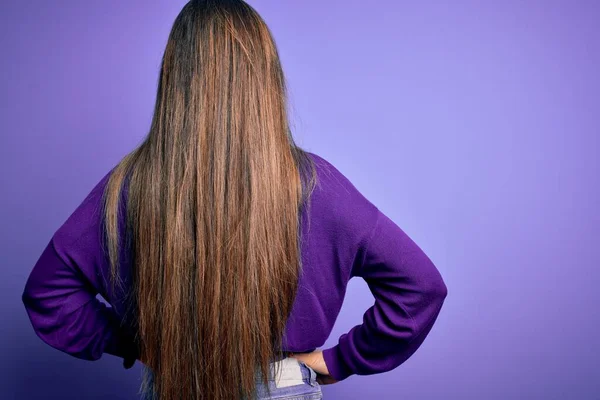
[22,152,447,382]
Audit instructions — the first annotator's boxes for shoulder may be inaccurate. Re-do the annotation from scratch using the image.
[304,151,380,241]
[51,170,113,257]
[306,152,371,200]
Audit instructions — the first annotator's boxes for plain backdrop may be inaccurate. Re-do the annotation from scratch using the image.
[1,1,599,399]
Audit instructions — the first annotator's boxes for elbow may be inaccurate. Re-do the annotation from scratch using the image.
[419,262,448,308]
[22,275,46,325]
[22,278,38,319]
[21,242,102,360]
[407,272,447,342]
[22,281,107,361]
[22,281,69,357]
[432,277,448,303]
[21,287,28,309]
[22,279,36,309]
[22,297,97,361]
[22,286,57,351]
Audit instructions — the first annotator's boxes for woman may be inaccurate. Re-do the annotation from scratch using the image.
[21,0,448,399]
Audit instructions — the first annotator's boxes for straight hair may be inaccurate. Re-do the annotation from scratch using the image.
[101,1,316,398]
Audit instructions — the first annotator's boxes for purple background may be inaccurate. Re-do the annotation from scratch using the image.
[1,1,599,399]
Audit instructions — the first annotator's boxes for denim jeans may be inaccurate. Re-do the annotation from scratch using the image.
[141,357,323,399]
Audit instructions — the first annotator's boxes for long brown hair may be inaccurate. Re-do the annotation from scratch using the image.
[101,1,316,398]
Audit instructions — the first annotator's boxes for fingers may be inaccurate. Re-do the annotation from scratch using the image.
[289,350,337,384]
[289,351,321,373]
[316,374,338,385]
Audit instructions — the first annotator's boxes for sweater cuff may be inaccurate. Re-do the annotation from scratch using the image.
[322,345,354,382]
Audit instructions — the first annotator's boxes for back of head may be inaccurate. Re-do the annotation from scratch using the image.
[102,0,316,398]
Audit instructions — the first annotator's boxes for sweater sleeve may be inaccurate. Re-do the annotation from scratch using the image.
[322,209,448,381]
[21,173,139,367]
